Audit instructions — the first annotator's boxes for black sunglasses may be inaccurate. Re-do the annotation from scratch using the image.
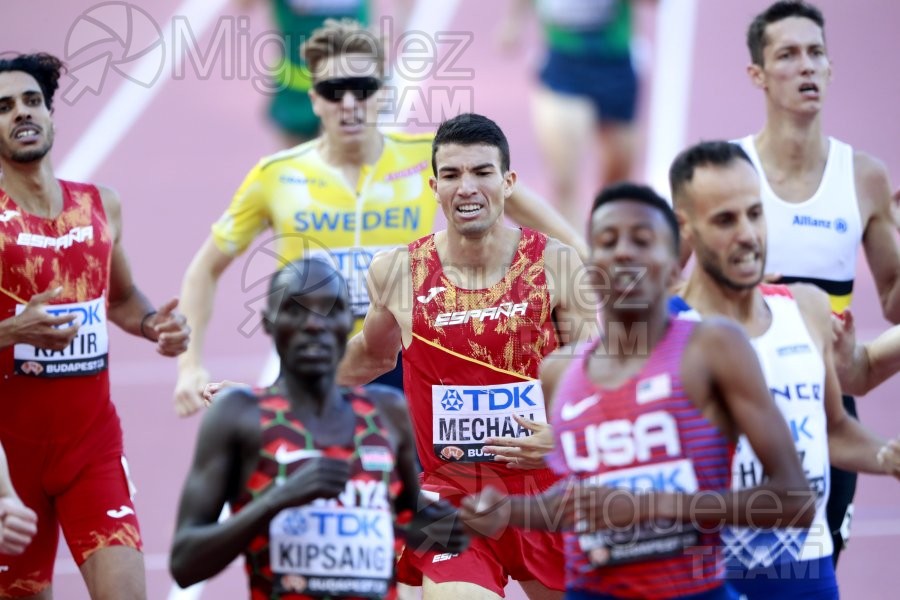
[313,76,381,102]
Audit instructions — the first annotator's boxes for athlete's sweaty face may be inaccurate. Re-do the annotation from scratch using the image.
[430,143,516,238]
[264,260,353,378]
[310,53,381,142]
[0,71,55,164]
[588,201,679,314]
[682,160,767,291]
[750,16,831,115]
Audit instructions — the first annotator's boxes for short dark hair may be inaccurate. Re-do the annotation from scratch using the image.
[747,1,826,66]
[669,141,754,205]
[0,53,65,111]
[266,256,349,314]
[590,182,680,254]
[432,113,511,175]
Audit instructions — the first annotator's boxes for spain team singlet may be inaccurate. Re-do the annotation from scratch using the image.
[0,180,114,439]
[548,319,734,598]
[402,228,560,495]
[232,388,403,600]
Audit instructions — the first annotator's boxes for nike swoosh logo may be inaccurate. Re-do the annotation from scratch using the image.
[560,394,599,421]
[106,505,135,519]
[274,445,323,464]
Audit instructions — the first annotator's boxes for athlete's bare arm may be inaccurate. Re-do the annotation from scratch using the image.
[0,442,38,555]
[338,249,408,386]
[170,388,351,587]
[0,286,78,350]
[793,283,900,477]
[174,237,236,416]
[544,239,600,345]
[99,186,191,357]
[856,153,900,324]
[366,385,469,554]
[506,184,588,259]
[463,320,815,535]
[685,318,814,527]
[832,308,900,396]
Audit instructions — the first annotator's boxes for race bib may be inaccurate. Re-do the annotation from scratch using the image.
[536,0,617,29]
[576,459,702,567]
[269,503,394,598]
[431,382,547,463]
[14,296,109,377]
[308,246,394,319]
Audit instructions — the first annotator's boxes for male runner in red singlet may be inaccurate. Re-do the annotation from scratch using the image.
[338,113,598,599]
[461,183,814,600]
[171,258,467,599]
[0,53,191,599]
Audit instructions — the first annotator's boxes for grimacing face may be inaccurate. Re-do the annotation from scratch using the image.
[0,71,55,164]
[683,160,767,291]
[430,143,515,238]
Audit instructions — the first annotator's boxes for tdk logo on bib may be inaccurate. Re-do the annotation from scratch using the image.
[432,382,548,462]
[440,390,464,411]
[437,384,539,411]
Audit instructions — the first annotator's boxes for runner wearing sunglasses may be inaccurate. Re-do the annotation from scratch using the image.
[174,18,585,417]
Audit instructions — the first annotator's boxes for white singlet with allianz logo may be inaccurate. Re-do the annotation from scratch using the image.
[736,135,862,311]
[13,296,109,377]
[431,381,547,462]
[723,289,832,568]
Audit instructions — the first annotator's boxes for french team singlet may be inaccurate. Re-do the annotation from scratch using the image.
[672,287,836,596]
[402,228,560,494]
[737,135,862,313]
[0,180,114,438]
[547,320,734,598]
[211,132,438,335]
[232,389,403,599]
[722,287,832,570]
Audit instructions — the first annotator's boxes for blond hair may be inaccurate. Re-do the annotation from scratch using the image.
[301,18,384,79]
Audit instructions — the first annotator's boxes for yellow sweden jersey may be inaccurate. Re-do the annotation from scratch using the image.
[212,131,437,332]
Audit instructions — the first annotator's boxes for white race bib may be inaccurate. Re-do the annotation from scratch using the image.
[269,503,394,598]
[14,296,108,377]
[431,382,547,463]
[308,246,395,319]
[577,460,702,567]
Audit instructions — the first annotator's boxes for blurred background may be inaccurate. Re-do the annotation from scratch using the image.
[3,0,899,597]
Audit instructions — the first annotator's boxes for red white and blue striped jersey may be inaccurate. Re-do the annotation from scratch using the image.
[548,319,734,598]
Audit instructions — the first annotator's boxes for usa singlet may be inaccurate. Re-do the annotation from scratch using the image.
[548,320,735,599]
[402,228,560,494]
[0,180,114,435]
[232,389,403,599]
